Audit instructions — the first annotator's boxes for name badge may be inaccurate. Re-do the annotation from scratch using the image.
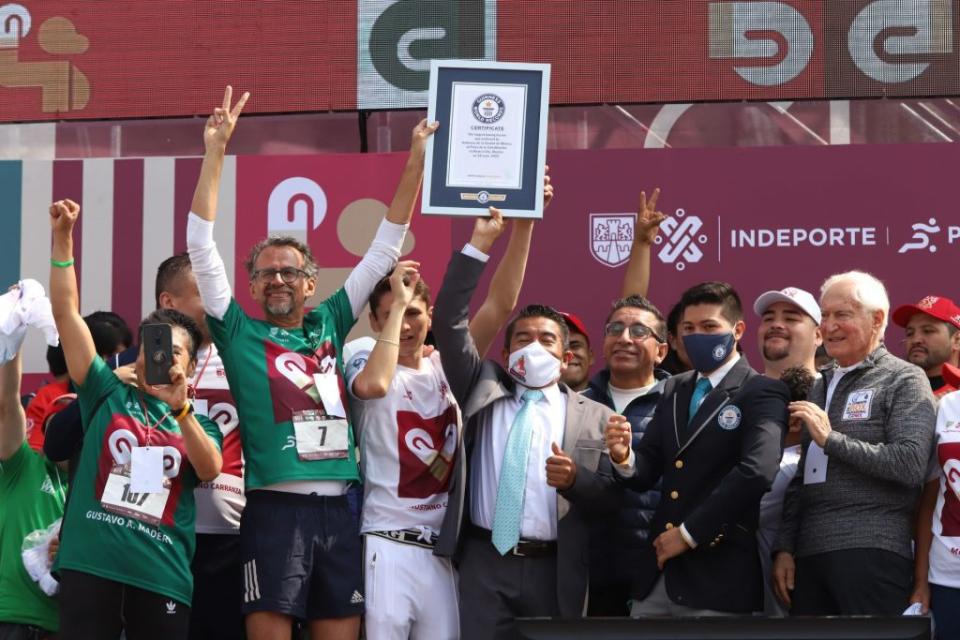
[292,409,349,461]
[130,446,165,493]
[842,389,874,421]
[803,442,829,485]
[101,464,170,526]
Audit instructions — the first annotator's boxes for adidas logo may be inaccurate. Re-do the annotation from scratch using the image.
[350,590,364,605]
[40,476,56,496]
[165,601,177,615]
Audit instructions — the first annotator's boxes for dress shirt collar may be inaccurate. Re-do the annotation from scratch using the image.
[513,382,564,407]
[697,352,741,389]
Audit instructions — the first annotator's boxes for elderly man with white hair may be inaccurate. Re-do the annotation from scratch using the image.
[771,270,936,615]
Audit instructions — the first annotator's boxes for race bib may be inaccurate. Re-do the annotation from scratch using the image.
[292,409,349,461]
[101,464,170,526]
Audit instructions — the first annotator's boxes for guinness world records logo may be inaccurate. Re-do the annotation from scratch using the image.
[472,94,505,123]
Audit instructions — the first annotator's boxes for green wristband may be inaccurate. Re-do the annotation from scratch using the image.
[50,258,75,268]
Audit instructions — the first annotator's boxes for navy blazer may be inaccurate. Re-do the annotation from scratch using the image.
[620,357,788,613]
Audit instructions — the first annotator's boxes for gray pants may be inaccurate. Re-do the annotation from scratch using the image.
[630,575,738,618]
[458,536,559,640]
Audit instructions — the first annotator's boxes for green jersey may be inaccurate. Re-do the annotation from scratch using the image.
[207,292,359,489]
[54,357,222,605]
[0,443,66,631]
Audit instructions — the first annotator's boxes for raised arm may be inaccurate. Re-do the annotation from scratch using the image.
[469,171,552,357]
[0,349,25,460]
[350,261,420,400]
[49,200,97,388]
[621,188,665,298]
[342,119,438,318]
[186,86,249,320]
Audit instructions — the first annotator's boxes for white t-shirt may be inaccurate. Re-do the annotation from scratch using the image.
[346,350,460,535]
[929,390,960,588]
[191,343,246,534]
[607,381,656,414]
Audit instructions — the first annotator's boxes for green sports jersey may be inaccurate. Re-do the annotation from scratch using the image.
[207,292,359,489]
[53,357,222,606]
[0,443,66,631]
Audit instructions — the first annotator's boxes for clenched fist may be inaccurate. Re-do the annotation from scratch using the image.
[604,414,631,464]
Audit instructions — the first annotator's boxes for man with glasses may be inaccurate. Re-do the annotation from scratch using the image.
[185,86,438,640]
[583,295,669,616]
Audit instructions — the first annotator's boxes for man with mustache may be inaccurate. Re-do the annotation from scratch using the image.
[185,86,437,640]
[751,287,822,616]
[582,295,669,616]
[892,296,960,399]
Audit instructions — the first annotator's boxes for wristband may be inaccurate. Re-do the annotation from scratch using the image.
[50,258,75,268]
[377,338,400,347]
[174,402,194,420]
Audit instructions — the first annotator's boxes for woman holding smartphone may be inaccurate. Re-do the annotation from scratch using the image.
[47,199,223,640]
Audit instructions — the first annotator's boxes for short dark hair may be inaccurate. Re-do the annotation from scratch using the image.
[155,253,193,307]
[46,344,67,378]
[677,282,743,326]
[606,295,666,341]
[84,311,133,356]
[667,301,683,336]
[367,276,432,319]
[138,308,204,364]
[244,236,318,280]
[504,304,569,350]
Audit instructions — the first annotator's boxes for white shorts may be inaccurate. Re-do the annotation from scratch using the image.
[363,533,459,640]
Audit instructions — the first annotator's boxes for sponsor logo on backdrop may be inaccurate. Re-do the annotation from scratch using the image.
[709,0,954,87]
[590,214,635,268]
[267,177,327,241]
[656,210,707,271]
[0,3,90,112]
[357,0,496,109]
[595,211,958,270]
[897,218,960,254]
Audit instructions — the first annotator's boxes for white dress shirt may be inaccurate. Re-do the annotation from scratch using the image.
[470,382,567,541]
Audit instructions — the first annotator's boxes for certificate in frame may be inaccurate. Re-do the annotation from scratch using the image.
[422,59,551,218]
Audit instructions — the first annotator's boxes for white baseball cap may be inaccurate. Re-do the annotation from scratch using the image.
[753,287,822,324]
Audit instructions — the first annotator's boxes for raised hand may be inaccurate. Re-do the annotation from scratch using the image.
[634,188,666,246]
[203,85,250,151]
[468,207,506,254]
[545,442,577,490]
[49,199,80,235]
[389,260,421,310]
[543,165,554,209]
[409,118,440,160]
[604,414,632,464]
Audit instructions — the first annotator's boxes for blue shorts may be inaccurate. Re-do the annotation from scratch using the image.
[239,488,364,620]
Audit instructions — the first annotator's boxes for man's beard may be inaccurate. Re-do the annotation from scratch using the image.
[762,336,791,362]
[264,288,296,317]
[908,349,946,371]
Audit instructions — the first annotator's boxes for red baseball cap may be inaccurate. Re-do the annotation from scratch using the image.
[892,296,960,330]
[944,363,960,389]
[560,312,590,344]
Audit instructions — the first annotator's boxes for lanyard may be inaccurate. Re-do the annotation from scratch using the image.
[137,392,171,447]
[188,345,213,399]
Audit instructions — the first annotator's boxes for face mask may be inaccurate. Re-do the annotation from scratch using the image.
[682,332,736,373]
[507,341,561,389]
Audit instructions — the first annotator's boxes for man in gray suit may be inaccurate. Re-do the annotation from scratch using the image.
[432,219,622,639]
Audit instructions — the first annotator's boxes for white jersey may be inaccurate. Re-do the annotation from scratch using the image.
[929,390,960,588]
[346,350,460,535]
[191,343,245,534]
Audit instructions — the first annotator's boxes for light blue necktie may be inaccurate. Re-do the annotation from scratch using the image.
[491,389,544,555]
[688,377,712,424]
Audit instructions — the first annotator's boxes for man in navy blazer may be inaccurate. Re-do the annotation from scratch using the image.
[606,281,789,615]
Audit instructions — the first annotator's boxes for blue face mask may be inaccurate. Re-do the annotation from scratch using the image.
[682,332,736,373]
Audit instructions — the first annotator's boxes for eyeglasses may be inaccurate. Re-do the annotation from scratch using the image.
[604,321,664,343]
[252,267,308,285]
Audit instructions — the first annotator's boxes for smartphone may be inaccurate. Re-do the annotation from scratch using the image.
[142,323,173,385]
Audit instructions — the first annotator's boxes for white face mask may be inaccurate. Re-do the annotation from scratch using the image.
[507,341,561,389]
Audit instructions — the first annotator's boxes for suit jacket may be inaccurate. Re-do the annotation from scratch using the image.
[621,358,788,613]
[432,251,622,618]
